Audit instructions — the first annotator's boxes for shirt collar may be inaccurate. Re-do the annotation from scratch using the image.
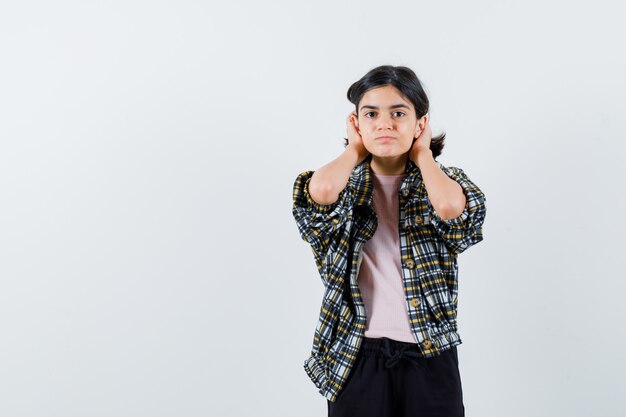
[349,153,423,207]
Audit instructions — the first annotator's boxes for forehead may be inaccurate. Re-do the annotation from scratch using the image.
[360,85,412,109]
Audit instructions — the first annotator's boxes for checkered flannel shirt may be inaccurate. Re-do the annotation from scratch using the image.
[291,153,487,402]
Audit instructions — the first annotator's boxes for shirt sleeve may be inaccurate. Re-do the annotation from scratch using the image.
[428,165,487,255]
[291,170,352,257]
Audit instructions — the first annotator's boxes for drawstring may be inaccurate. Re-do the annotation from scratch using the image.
[381,337,425,369]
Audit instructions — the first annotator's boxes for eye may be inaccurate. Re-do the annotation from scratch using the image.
[364,111,406,118]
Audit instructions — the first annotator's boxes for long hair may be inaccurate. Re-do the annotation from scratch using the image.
[343,65,445,158]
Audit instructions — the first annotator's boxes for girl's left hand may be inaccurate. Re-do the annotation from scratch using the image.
[409,119,432,163]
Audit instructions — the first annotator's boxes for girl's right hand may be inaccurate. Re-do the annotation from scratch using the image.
[346,111,370,163]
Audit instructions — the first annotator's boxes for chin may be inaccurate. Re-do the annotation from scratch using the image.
[367,146,411,158]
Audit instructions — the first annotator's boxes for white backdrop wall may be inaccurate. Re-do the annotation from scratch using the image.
[1,1,625,416]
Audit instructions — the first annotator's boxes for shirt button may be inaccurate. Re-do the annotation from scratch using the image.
[414,215,423,224]
[405,259,415,268]
[402,188,410,197]
[422,340,433,349]
[410,298,420,308]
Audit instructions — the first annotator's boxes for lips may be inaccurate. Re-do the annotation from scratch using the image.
[376,136,395,141]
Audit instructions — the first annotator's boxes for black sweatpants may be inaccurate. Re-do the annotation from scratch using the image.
[327,336,465,417]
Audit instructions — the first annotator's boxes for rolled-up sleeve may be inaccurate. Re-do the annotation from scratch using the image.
[292,170,353,255]
[429,165,487,255]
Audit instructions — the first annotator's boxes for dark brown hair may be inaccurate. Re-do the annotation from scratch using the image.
[343,65,445,158]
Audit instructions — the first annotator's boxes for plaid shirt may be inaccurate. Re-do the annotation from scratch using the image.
[291,153,487,402]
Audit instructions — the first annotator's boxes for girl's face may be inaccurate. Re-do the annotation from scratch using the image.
[355,85,426,158]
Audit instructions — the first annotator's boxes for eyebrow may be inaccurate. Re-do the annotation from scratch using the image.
[359,103,411,112]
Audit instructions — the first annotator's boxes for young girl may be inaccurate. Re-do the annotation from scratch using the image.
[292,65,487,417]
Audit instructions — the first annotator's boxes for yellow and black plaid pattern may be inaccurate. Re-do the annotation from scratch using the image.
[292,153,487,402]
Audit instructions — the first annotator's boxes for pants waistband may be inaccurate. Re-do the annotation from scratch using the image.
[360,336,425,369]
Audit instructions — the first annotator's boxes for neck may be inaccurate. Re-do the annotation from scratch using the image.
[370,153,409,175]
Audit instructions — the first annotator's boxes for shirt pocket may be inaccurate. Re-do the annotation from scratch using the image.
[402,193,433,230]
[418,268,457,333]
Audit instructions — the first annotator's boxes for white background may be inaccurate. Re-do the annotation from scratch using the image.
[1,1,625,416]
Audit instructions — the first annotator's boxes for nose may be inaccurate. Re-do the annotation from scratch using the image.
[376,114,394,130]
